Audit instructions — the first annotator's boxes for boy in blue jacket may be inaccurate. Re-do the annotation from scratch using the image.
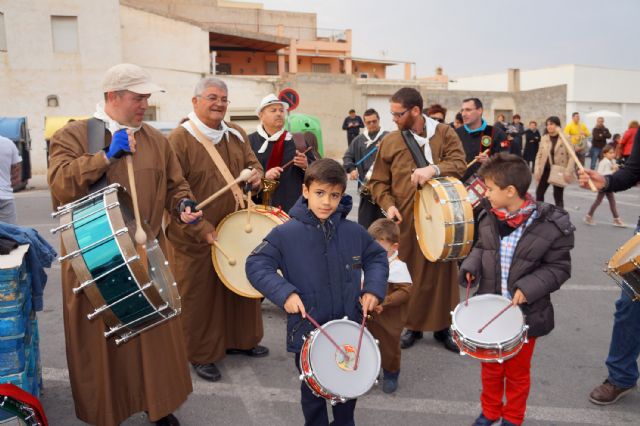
[246,158,389,426]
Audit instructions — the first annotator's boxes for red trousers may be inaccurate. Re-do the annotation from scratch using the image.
[480,338,537,425]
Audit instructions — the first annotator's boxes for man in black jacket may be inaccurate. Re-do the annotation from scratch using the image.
[579,129,640,406]
[343,108,388,228]
[590,116,612,170]
[342,109,364,147]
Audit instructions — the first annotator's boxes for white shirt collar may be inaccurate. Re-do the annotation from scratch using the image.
[363,128,385,148]
[256,124,292,153]
[93,103,141,135]
[181,111,244,144]
[410,114,437,164]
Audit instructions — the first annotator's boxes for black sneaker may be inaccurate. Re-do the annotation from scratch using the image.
[400,330,423,349]
[192,363,222,382]
[382,370,399,394]
[155,413,180,426]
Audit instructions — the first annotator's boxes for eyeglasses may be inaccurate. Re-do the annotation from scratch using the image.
[390,109,409,119]
[364,120,379,125]
[197,95,230,105]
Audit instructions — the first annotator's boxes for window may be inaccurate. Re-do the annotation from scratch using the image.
[143,106,157,122]
[311,63,331,73]
[216,63,231,75]
[265,61,278,75]
[0,12,7,51]
[51,16,78,53]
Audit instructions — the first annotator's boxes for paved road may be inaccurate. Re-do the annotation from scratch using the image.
[13,178,640,425]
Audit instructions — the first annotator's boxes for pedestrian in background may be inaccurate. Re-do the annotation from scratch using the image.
[523,121,541,171]
[617,121,638,165]
[342,109,364,147]
[0,135,22,225]
[584,145,624,227]
[590,117,612,170]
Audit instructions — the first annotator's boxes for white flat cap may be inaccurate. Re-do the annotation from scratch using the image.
[256,93,289,115]
[102,63,165,94]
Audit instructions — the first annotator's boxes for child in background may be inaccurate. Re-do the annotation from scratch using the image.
[366,219,412,394]
[584,145,624,227]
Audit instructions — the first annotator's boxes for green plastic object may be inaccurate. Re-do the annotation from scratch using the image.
[286,113,323,156]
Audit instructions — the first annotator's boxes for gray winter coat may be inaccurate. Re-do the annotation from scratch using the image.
[459,201,575,337]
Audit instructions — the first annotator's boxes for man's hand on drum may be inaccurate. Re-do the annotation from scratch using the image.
[578,169,606,191]
[348,170,359,181]
[265,167,283,180]
[284,292,306,317]
[386,206,403,224]
[512,289,527,305]
[247,168,263,189]
[203,229,217,245]
[475,151,489,164]
[410,166,437,186]
[360,292,379,318]
[178,199,203,224]
[293,150,308,170]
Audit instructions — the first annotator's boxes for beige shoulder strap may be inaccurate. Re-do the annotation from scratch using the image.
[188,120,245,209]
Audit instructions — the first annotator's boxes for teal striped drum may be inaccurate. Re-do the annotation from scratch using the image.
[51,184,181,345]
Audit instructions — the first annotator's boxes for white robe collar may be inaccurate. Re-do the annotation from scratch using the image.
[410,114,438,164]
[256,124,292,153]
[363,128,385,148]
[181,111,244,144]
[93,103,141,135]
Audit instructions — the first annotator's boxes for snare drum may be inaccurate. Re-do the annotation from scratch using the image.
[212,205,289,298]
[450,294,529,363]
[414,177,474,262]
[52,184,181,345]
[466,176,488,210]
[607,233,640,301]
[300,318,381,404]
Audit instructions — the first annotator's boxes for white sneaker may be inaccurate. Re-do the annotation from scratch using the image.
[584,215,595,226]
[613,218,625,227]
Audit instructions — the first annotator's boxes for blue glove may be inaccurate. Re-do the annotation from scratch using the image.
[105,129,131,160]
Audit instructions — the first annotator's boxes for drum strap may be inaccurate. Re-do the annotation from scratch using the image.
[87,118,108,192]
[400,130,429,168]
[187,120,246,210]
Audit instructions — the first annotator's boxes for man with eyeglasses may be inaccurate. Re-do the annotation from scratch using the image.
[166,77,268,384]
[368,88,466,353]
[48,63,206,426]
[343,108,389,228]
[456,98,508,183]
[248,94,313,212]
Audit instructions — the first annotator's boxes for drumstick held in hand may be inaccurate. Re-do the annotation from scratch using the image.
[466,149,490,170]
[477,303,513,334]
[196,169,254,210]
[282,147,313,170]
[124,136,147,245]
[305,312,349,359]
[245,190,253,233]
[418,190,432,221]
[213,241,236,266]
[557,132,597,192]
[353,313,367,370]
[465,276,472,306]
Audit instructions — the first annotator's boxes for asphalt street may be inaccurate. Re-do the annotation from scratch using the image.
[12,177,640,425]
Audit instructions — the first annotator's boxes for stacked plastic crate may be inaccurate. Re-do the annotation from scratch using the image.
[0,245,41,397]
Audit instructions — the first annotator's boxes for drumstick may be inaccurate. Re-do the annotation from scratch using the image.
[477,303,513,334]
[305,312,349,359]
[196,169,254,210]
[557,132,598,192]
[213,241,236,266]
[465,276,472,306]
[282,147,313,170]
[418,190,432,221]
[245,190,253,233]
[125,142,147,246]
[466,149,490,170]
[353,314,367,371]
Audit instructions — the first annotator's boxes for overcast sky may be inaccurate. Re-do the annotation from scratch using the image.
[237,0,640,78]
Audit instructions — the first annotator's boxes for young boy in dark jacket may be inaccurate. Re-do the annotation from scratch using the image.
[459,153,575,426]
[246,158,388,426]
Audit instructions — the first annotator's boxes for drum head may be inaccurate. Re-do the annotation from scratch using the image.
[213,209,288,299]
[146,239,180,311]
[452,294,524,345]
[309,319,381,399]
[415,183,446,261]
[608,233,640,272]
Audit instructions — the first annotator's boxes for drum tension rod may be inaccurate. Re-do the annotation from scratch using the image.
[59,228,129,262]
[87,281,154,320]
[52,184,119,217]
[73,254,140,294]
[105,302,170,338]
[51,201,121,234]
[113,309,179,345]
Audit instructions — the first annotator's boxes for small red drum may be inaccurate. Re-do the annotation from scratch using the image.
[299,318,380,405]
[466,176,488,209]
[450,294,529,363]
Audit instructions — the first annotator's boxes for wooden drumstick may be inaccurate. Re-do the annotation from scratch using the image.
[305,312,349,359]
[213,241,236,266]
[477,303,513,334]
[124,134,146,245]
[466,149,490,170]
[282,147,313,170]
[418,190,432,221]
[196,169,254,210]
[353,313,367,371]
[557,132,598,192]
[245,191,253,233]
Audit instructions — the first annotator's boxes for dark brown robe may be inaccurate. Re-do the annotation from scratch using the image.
[166,123,265,365]
[48,120,201,426]
[368,125,466,331]
[368,282,411,373]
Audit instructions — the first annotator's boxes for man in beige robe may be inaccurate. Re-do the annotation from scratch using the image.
[166,77,267,383]
[48,63,205,426]
[369,87,466,353]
